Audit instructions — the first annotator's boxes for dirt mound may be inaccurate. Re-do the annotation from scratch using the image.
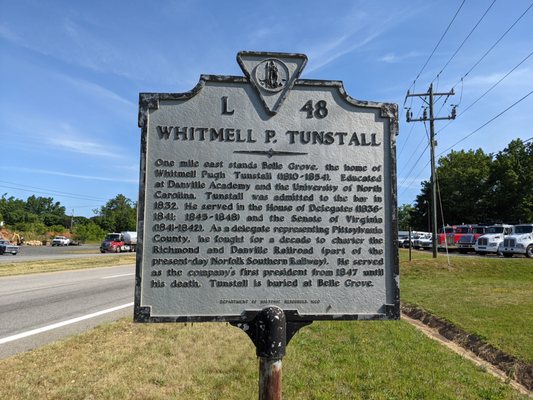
[402,303,533,391]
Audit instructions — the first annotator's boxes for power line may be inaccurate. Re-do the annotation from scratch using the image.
[436,50,533,134]
[398,158,431,200]
[398,107,423,158]
[398,143,430,197]
[433,0,497,83]
[398,124,427,176]
[438,88,533,155]
[0,182,108,203]
[407,0,466,93]
[450,2,533,91]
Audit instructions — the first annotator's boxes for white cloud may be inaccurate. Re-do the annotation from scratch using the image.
[379,51,420,64]
[306,30,383,74]
[304,6,400,74]
[0,23,21,43]
[47,136,122,159]
[3,117,124,159]
[58,74,135,109]
[465,67,533,88]
[44,121,123,158]
[3,167,138,184]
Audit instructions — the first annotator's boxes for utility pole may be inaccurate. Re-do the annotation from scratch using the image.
[405,84,456,258]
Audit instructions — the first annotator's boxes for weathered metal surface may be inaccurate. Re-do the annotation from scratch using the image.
[134,51,400,324]
[259,358,282,400]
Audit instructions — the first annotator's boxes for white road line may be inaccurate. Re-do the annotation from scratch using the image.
[101,273,135,279]
[0,302,134,345]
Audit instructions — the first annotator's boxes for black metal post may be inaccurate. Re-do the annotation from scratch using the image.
[231,307,312,400]
[255,307,285,400]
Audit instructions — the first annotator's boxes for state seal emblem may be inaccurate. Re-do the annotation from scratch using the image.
[254,59,289,93]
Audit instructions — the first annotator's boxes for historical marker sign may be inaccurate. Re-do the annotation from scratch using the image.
[135,51,399,323]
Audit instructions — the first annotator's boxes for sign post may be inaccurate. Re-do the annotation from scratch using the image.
[135,51,399,397]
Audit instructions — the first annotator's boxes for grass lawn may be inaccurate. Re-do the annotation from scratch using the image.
[0,250,531,398]
[400,250,533,364]
[0,319,528,400]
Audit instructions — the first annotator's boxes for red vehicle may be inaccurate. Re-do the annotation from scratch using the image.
[99,231,137,253]
[438,225,472,250]
[457,225,487,253]
[437,225,456,247]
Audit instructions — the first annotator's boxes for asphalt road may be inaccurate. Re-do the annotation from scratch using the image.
[0,264,135,359]
[0,243,122,263]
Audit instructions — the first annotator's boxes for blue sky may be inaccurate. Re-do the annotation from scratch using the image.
[1,0,532,217]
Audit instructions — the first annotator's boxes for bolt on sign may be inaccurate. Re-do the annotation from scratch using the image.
[135,51,399,324]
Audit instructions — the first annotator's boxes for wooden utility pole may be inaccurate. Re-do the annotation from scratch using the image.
[405,84,456,258]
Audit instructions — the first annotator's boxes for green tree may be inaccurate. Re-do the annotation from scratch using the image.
[410,149,492,229]
[26,195,68,227]
[397,204,414,231]
[436,149,492,224]
[0,195,27,225]
[487,139,533,223]
[73,222,106,242]
[410,181,432,232]
[95,194,136,232]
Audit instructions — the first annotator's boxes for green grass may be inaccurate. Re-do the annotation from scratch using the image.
[0,254,135,277]
[400,249,533,364]
[0,319,528,400]
[0,250,530,398]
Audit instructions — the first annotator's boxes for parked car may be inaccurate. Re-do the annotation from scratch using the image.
[401,232,430,248]
[398,233,409,248]
[0,239,19,255]
[474,224,513,255]
[499,224,533,258]
[414,234,433,250]
[52,236,71,246]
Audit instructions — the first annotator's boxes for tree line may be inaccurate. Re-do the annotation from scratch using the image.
[2,138,531,241]
[399,139,533,231]
[0,194,136,242]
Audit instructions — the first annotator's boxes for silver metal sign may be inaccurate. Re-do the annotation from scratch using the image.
[135,51,399,323]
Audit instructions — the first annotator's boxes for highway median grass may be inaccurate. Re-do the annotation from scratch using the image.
[0,254,135,277]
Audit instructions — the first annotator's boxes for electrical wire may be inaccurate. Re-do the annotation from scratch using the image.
[0,184,108,204]
[407,0,466,94]
[398,144,430,197]
[398,122,427,176]
[398,107,423,158]
[450,2,533,91]
[433,0,497,83]
[0,180,108,202]
[438,88,533,155]
[399,158,431,199]
[437,50,533,134]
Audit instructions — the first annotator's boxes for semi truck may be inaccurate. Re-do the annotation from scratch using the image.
[100,231,137,253]
[499,224,533,258]
[474,224,513,255]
